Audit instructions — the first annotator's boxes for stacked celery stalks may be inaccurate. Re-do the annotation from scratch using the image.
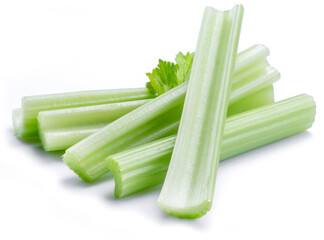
[106,94,315,199]
[62,43,279,182]
[38,44,276,151]
[13,88,154,138]
[13,5,316,219]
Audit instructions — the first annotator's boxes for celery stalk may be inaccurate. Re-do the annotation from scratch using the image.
[227,85,274,116]
[15,88,154,138]
[106,94,316,198]
[39,84,274,151]
[158,5,244,218]
[38,99,149,151]
[63,43,279,183]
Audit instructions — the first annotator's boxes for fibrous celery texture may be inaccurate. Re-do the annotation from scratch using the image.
[106,94,316,198]
[38,99,149,151]
[14,88,153,138]
[158,5,244,218]
[39,84,274,151]
[62,43,278,183]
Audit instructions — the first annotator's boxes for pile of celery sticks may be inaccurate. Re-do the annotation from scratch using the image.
[13,5,316,219]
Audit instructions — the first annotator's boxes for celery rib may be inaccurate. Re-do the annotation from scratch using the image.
[62,43,279,183]
[106,94,316,199]
[38,99,149,151]
[15,88,153,138]
[158,5,244,218]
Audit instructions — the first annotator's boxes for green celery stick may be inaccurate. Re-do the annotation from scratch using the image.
[106,94,316,198]
[158,5,244,218]
[15,88,154,138]
[39,83,274,151]
[38,99,149,151]
[62,43,279,183]
[227,85,274,116]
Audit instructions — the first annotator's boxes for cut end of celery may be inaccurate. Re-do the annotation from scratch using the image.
[12,108,22,137]
[157,199,212,219]
[106,156,124,198]
[38,131,52,152]
[62,152,96,183]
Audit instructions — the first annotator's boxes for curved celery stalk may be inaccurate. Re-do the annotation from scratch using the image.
[62,44,278,183]
[106,94,316,198]
[38,99,149,151]
[15,88,154,138]
[39,84,274,151]
[158,5,244,218]
[227,85,274,116]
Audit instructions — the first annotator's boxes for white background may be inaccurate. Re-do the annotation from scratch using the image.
[1,0,323,239]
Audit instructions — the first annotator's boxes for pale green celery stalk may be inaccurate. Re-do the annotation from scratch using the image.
[63,43,276,183]
[38,99,150,151]
[227,85,274,116]
[15,88,153,139]
[158,5,244,218]
[106,94,316,198]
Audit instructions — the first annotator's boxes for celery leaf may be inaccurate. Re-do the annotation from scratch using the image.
[176,52,194,85]
[146,52,194,95]
[146,60,178,96]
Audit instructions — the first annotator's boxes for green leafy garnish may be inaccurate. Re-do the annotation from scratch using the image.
[176,52,195,85]
[146,52,194,95]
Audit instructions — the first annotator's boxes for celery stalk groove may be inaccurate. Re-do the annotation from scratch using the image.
[158,5,244,218]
